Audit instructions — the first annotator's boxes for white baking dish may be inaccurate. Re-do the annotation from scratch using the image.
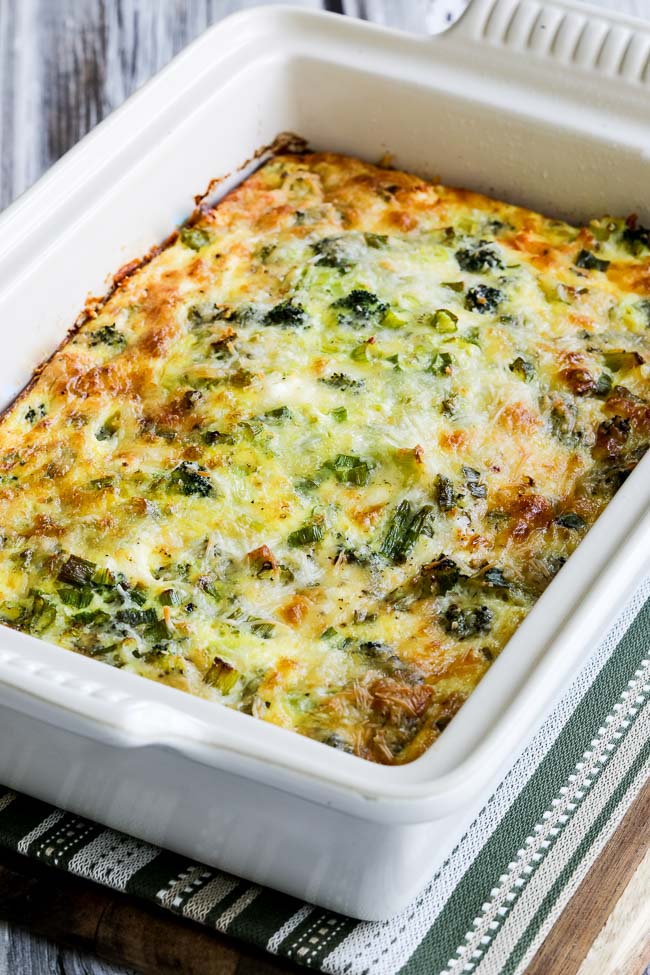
[1,0,650,921]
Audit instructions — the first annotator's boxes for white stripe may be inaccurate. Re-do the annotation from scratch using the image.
[0,792,16,815]
[267,905,314,953]
[182,874,240,924]
[216,886,261,931]
[510,761,649,975]
[453,686,650,975]
[16,810,65,855]
[321,580,650,975]
[67,829,160,890]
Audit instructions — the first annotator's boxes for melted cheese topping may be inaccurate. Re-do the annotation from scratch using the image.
[1,153,649,764]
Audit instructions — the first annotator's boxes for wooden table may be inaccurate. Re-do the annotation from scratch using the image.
[0,2,649,973]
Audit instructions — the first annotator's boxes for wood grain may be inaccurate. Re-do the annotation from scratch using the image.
[0,848,294,975]
[0,0,461,211]
[578,847,650,975]
[526,780,650,975]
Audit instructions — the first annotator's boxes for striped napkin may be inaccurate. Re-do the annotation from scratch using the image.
[0,581,647,975]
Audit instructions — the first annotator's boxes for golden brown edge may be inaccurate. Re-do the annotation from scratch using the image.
[0,131,309,426]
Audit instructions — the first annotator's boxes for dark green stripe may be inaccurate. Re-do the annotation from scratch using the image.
[398,596,650,975]
[29,812,105,869]
[226,888,308,947]
[504,736,650,975]
[125,849,196,900]
[0,794,55,850]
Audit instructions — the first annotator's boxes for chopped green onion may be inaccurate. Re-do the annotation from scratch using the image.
[262,406,293,423]
[429,309,458,333]
[92,567,116,588]
[509,357,535,382]
[401,505,434,556]
[74,609,110,627]
[28,592,56,634]
[241,418,264,439]
[127,585,147,606]
[350,342,370,361]
[380,501,434,563]
[336,463,372,486]
[58,555,97,587]
[250,620,275,639]
[90,476,114,490]
[462,466,487,499]
[116,607,157,626]
[288,523,324,547]
[382,308,408,329]
[203,657,240,693]
[436,475,456,512]
[96,412,120,441]
[295,477,319,494]
[622,224,650,255]
[331,454,360,469]
[144,619,174,642]
[58,586,93,608]
[159,589,181,606]
[602,350,644,372]
[380,501,412,561]
[203,429,236,446]
[364,233,388,248]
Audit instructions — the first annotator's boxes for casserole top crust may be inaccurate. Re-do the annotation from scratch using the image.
[1,152,649,764]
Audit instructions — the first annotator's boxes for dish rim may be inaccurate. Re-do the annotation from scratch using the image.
[1,0,649,821]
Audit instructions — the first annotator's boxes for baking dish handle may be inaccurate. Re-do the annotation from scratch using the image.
[441,0,650,86]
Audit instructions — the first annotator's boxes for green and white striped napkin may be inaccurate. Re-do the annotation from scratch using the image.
[0,580,647,975]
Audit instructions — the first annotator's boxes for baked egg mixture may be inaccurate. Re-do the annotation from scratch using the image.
[1,153,649,764]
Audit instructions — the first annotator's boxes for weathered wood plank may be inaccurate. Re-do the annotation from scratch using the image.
[0,847,292,975]
[0,0,466,209]
[525,738,650,975]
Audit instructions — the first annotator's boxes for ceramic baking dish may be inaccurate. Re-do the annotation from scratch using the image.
[1,0,650,921]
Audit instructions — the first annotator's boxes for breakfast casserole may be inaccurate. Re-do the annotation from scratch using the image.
[0,152,649,765]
